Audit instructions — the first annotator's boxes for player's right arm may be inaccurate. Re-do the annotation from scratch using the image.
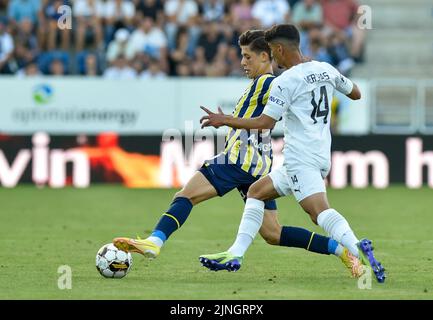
[200,77,286,130]
[200,106,277,130]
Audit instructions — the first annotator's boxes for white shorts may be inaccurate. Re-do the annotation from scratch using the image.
[268,165,329,202]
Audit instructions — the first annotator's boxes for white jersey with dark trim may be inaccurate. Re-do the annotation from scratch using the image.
[263,61,354,172]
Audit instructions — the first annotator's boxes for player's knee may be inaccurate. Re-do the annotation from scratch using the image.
[301,199,329,225]
[173,190,195,205]
[174,190,184,199]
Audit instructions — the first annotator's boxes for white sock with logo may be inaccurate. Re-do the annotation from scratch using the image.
[228,198,265,257]
[317,208,360,257]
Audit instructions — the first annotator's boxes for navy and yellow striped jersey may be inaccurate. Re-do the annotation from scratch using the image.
[209,73,276,177]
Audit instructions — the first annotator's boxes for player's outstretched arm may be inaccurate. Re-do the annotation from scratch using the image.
[346,82,361,100]
[200,106,276,130]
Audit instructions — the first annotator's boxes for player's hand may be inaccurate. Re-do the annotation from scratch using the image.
[200,106,227,129]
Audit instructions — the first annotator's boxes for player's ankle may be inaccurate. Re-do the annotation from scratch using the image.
[148,233,165,248]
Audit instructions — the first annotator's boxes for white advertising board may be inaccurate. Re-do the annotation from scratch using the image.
[0,77,369,135]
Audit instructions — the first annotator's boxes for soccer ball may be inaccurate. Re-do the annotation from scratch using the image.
[96,243,133,278]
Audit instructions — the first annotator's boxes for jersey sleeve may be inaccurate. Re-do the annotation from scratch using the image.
[335,73,354,95]
[263,77,288,121]
[326,64,354,95]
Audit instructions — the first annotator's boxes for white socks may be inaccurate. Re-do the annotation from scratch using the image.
[228,198,265,257]
[317,208,360,257]
[334,243,345,257]
[147,236,164,248]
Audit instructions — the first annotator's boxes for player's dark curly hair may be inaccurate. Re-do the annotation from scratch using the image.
[238,30,272,60]
[264,24,300,47]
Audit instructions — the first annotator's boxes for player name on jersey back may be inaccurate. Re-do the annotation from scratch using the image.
[304,72,330,84]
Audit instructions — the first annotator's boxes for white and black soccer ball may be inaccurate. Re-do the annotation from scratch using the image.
[96,243,133,279]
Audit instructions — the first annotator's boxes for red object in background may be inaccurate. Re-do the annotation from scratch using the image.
[78,132,162,187]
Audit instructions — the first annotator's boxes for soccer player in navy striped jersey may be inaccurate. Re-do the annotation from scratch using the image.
[113,30,363,277]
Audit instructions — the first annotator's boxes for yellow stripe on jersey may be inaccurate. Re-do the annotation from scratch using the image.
[243,75,268,119]
[224,130,241,154]
[223,74,275,176]
[234,82,254,117]
[252,153,264,177]
[227,76,269,148]
[236,75,272,173]
[225,81,256,142]
[262,84,272,106]
[229,140,242,163]
[261,155,272,176]
[241,144,255,172]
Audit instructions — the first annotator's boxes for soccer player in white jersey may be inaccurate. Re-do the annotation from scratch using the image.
[200,24,386,283]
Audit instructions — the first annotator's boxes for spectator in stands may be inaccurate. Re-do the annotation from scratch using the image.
[36,0,48,49]
[49,57,66,75]
[106,28,130,63]
[191,48,206,76]
[230,0,254,29]
[288,0,301,7]
[199,0,227,23]
[0,0,366,77]
[135,0,164,26]
[103,54,137,79]
[292,0,322,31]
[104,0,136,45]
[204,42,228,76]
[195,21,225,63]
[164,0,200,54]
[140,57,166,78]
[125,16,167,63]
[16,61,42,77]
[226,45,242,77]
[321,0,365,62]
[326,30,355,75]
[40,0,71,51]
[0,0,8,12]
[13,18,39,69]
[292,0,323,55]
[73,0,104,51]
[252,0,290,28]
[7,0,40,26]
[0,17,14,74]
[168,26,193,75]
[175,59,192,76]
[83,52,100,75]
[303,26,332,64]
[230,0,252,21]
[130,56,145,73]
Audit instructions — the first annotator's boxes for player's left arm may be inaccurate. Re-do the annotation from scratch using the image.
[333,69,361,100]
[200,106,277,130]
[346,82,361,100]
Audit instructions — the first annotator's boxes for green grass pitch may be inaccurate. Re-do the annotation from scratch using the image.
[1,185,432,299]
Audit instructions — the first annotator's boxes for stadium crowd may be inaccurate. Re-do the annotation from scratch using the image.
[0,0,365,78]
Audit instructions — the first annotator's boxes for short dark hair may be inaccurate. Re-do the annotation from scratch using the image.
[264,24,300,47]
[238,30,272,60]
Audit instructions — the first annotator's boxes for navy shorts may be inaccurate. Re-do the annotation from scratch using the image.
[199,163,277,210]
